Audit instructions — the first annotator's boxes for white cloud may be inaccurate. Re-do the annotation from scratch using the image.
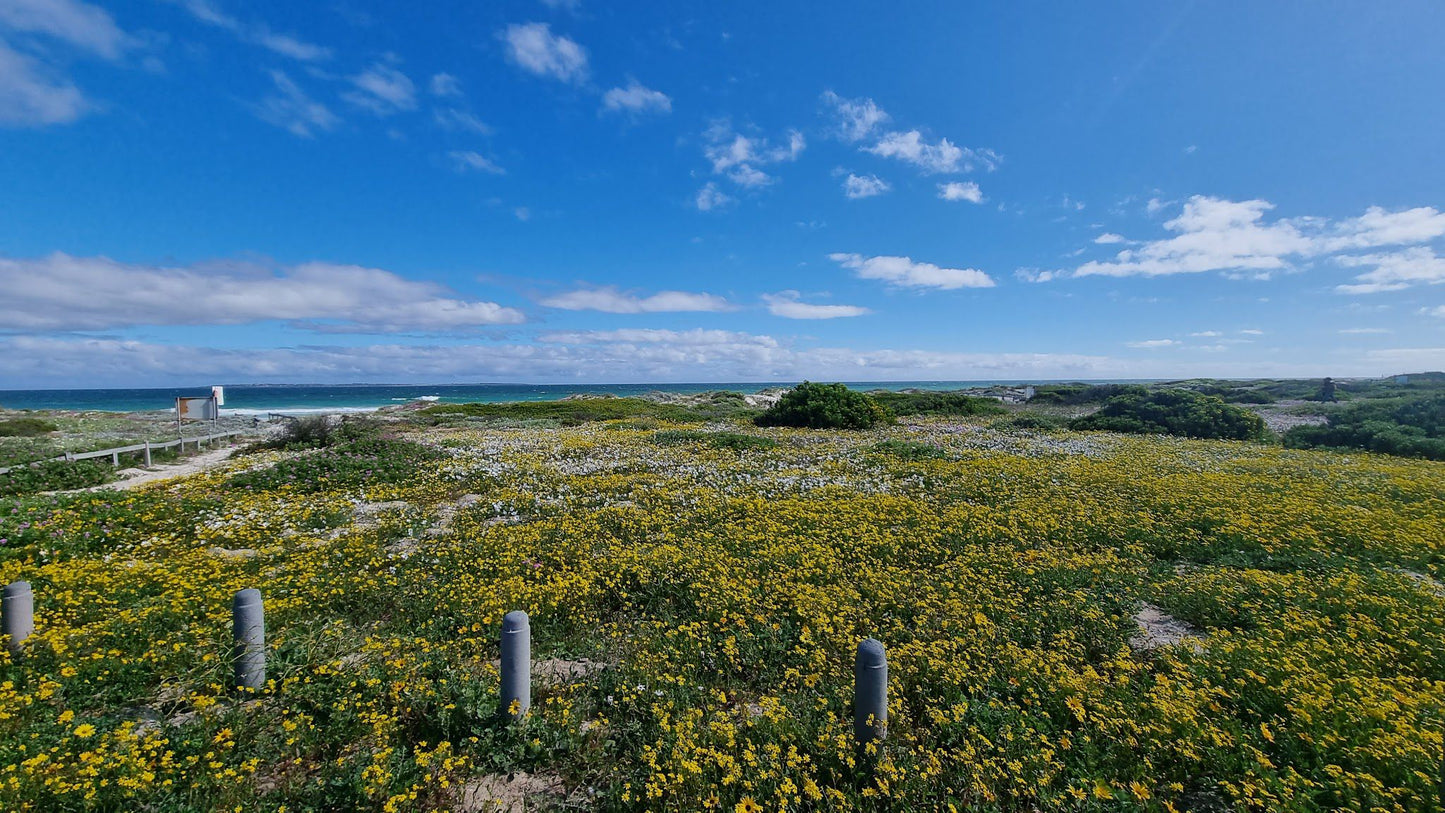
[820,91,889,142]
[1094,232,1125,244]
[254,70,339,137]
[762,291,869,319]
[168,0,330,60]
[1338,327,1392,335]
[702,121,805,188]
[1421,305,1445,318]
[1239,329,1265,336]
[868,130,1000,174]
[601,80,671,115]
[937,182,983,203]
[0,0,131,59]
[1014,268,1061,284]
[695,183,733,212]
[830,253,996,290]
[539,328,772,347]
[1126,339,1179,349]
[500,22,587,83]
[0,40,89,126]
[1190,330,1222,337]
[344,62,416,115]
[434,108,492,134]
[1071,197,1445,284]
[1334,247,1445,294]
[448,150,505,174]
[0,253,524,332]
[539,286,732,313]
[843,174,889,199]
[513,206,530,222]
[429,72,461,97]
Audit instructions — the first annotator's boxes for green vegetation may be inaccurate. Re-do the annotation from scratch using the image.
[1071,389,1267,441]
[754,381,890,430]
[1028,383,1149,405]
[228,430,446,494]
[421,395,758,426]
[0,417,59,437]
[1284,393,1445,460]
[0,459,113,497]
[996,412,1066,431]
[870,390,1007,417]
[650,429,778,452]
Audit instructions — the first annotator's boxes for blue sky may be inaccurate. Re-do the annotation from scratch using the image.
[1,0,1443,387]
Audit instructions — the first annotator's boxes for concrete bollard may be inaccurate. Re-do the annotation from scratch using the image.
[144,441,152,467]
[232,589,266,691]
[854,638,888,749]
[3,581,34,652]
[500,610,531,719]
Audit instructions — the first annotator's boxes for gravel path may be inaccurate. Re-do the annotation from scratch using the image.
[89,446,239,491]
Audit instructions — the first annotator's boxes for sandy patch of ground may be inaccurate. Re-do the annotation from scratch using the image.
[82,446,240,492]
[1130,602,1202,651]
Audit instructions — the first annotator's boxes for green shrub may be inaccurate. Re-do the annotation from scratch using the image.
[0,417,59,437]
[1070,389,1266,441]
[0,459,112,496]
[228,434,445,493]
[1028,384,1148,405]
[754,382,890,430]
[1282,393,1445,460]
[870,391,1007,417]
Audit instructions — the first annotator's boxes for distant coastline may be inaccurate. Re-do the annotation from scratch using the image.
[0,380,1157,414]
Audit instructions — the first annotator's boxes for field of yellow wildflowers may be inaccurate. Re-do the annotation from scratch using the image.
[0,416,1441,811]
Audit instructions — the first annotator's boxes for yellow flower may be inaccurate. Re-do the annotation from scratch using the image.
[72,723,96,738]
[734,797,762,813]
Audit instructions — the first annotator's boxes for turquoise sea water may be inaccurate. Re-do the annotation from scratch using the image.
[0,381,1127,414]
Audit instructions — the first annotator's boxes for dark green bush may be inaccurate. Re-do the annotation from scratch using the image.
[0,417,59,437]
[754,382,889,430]
[870,391,1007,417]
[228,434,446,493]
[1028,384,1149,405]
[0,459,112,496]
[1282,393,1445,460]
[1070,389,1266,441]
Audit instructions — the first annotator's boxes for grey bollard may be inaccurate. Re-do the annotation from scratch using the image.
[500,610,531,719]
[232,588,266,691]
[854,638,888,749]
[3,581,35,652]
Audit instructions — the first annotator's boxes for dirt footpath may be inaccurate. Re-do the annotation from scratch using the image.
[88,446,240,491]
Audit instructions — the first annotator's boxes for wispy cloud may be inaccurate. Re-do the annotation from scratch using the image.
[343,62,417,115]
[695,182,734,212]
[500,22,587,83]
[1338,327,1392,335]
[434,108,493,135]
[601,80,671,116]
[1126,339,1179,349]
[429,72,461,97]
[703,120,805,188]
[0,0,134,127]
[1335,247,1445,294]
[938,182,983,203]
[168,0,330,60]
[1094,232,1125,244]
[448,150,505,174]
[820,90,889,142]
[539,286,732,313]
[254,70,339,137]
[868,130,998,174]
[842,173,889,199]
[831,253,996,290]
[0,253,524,332]
[762,291,869,319]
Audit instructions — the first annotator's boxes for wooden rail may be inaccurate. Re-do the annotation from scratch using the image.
[0,430,247,476]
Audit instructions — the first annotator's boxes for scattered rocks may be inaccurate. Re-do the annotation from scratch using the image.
[455,771,564,812]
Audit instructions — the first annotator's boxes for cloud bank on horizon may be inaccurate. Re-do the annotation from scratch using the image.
[0,0,1442,387]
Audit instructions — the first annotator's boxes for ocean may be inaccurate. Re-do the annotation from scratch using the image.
[0,381,1099,414]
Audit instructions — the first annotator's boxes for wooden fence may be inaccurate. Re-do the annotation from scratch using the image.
[0,430,246,476]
